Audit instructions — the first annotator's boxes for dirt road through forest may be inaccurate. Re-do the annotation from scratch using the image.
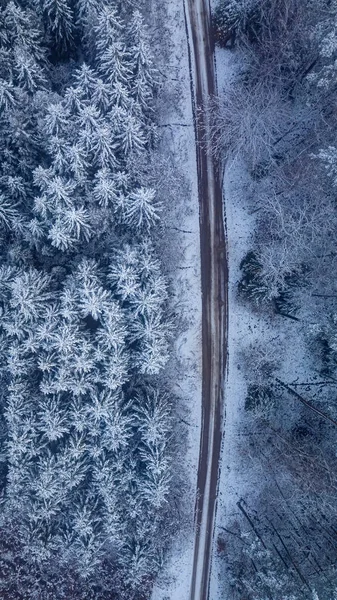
[183,1,228,599]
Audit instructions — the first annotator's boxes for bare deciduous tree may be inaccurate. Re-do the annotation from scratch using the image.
[208,84,293,170]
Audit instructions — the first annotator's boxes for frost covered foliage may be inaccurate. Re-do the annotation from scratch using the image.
[306,0,337,90]
[213,0,258,39]
[317,146,337,187]
[213,1,337,598]
[216,1,337,597]
[0,1,175,599]
[0,4,159,251]
[215,0,337,306]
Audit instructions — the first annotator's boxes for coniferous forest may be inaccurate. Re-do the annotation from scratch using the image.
[0,1,176,598]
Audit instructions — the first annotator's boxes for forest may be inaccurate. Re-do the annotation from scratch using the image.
[0,1,179,598]
[5,0,337,597]
[214,0,337,599]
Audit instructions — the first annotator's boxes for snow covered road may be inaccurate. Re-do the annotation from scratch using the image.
[183,1,228,599]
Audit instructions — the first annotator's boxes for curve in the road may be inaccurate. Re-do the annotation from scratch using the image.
[183,1,228,599]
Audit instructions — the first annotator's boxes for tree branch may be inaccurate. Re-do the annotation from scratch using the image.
[276,378,337,428]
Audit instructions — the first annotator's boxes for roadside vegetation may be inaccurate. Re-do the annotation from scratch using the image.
[213,1,337,598]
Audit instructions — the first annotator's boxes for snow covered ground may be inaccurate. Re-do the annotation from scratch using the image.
[151,7,255,600]
[151,1,203,599]
[152,3,318,599]
[210,44,321,600]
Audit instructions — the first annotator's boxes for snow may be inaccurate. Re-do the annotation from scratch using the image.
[151,6,257,600]
[150,0,202,598]
[152,3,319,599]
[209,44,322,600]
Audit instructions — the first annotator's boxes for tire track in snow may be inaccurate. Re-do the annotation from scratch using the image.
[183,1,228,599]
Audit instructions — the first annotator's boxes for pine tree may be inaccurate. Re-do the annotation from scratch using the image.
[93,6,123,58]
[127,10,157,108]
[40,0,75,55]
[116,113,146,156]
[0,194,21,230]
[0,2,46,71]
[0,79,17,112]
[98,42,132,86]
[73,63,99,99]
[121,187,160,228]
[43,102,71,136]
[92,168,120,208]
[13,47,47,93]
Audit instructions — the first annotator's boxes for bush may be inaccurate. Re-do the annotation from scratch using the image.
[238,251,305,316]
[245,383,275,414]
[238,251,270,304]
[213,0,259,46]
